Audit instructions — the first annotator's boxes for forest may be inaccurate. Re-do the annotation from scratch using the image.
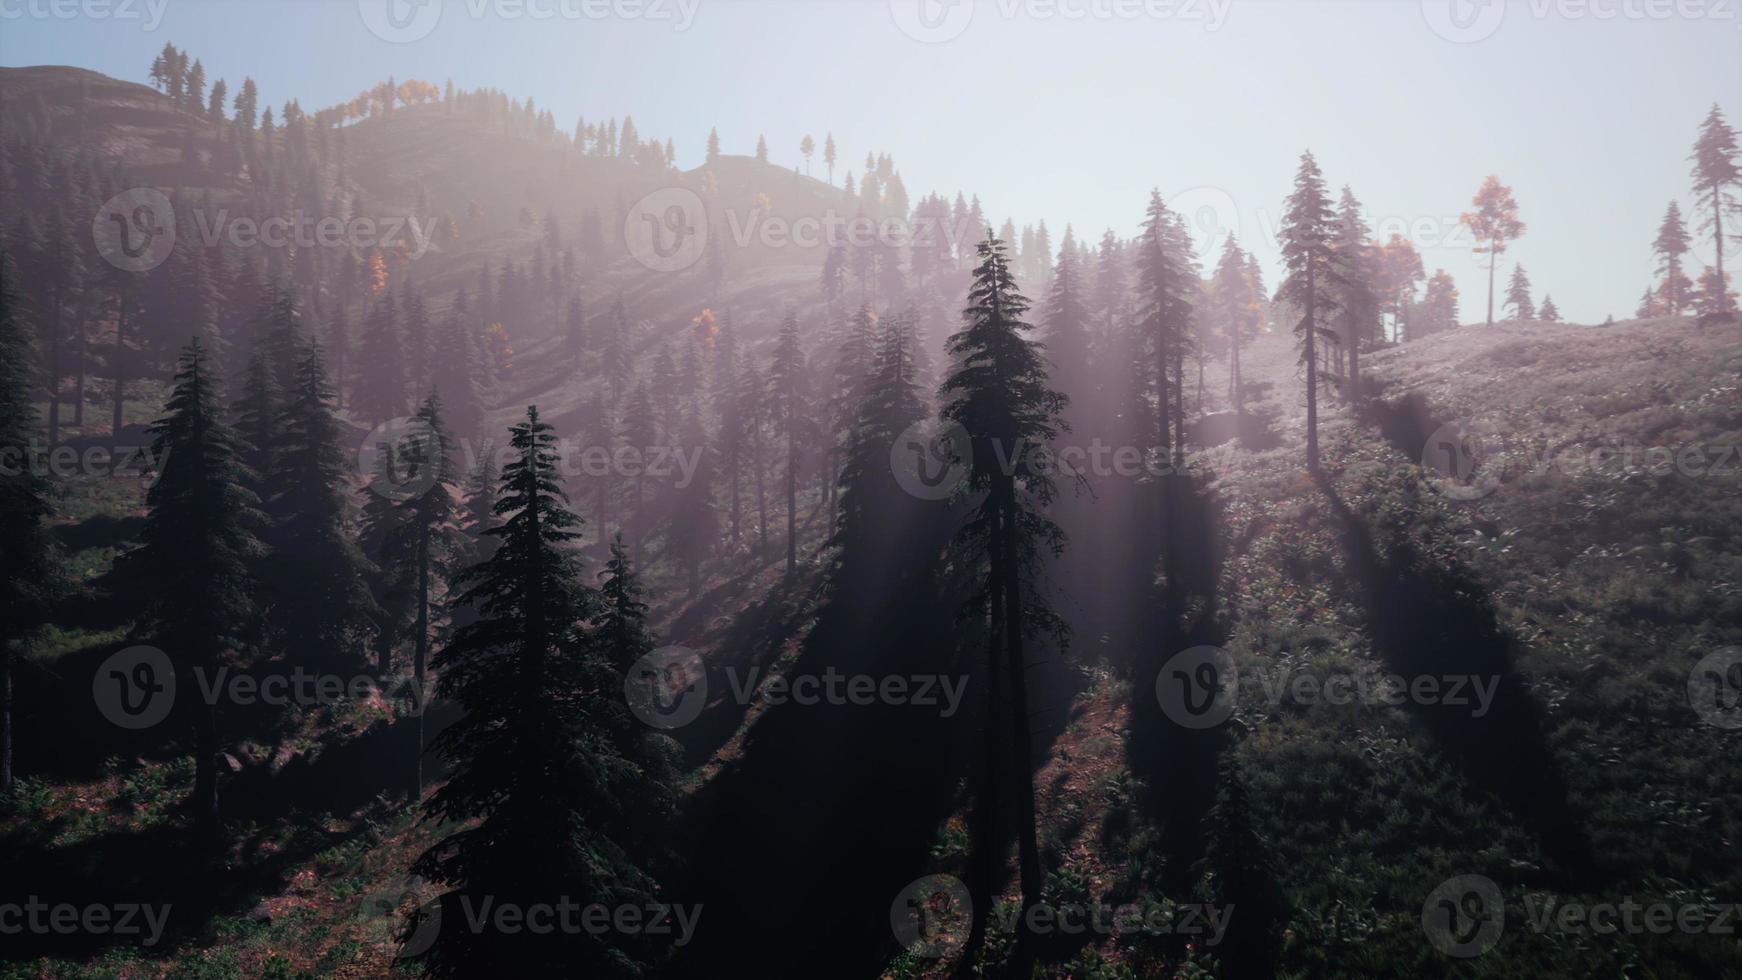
[1,6,1741,979]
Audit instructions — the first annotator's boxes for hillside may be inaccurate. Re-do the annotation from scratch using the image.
[2,59,1740,980]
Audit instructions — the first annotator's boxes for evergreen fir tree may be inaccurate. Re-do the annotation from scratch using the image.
[1505,264,1536,320]
[131,339,265,843]
[354,293,406,424]
[408,406,666,977]
[940,232,1068,968]
[265,344,379,669]
[1653,200,1694,315]
[0,246,56,793]
[1690,104,1740,316]
[1279,152,1338,471]
[767,310,808,575]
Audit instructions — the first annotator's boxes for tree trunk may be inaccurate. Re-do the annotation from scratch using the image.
[112,300,127,439]
[1230,325,1243,418]
[959,546,1004,977]
[193,689,220,845]
[1485,250,1498,326]
[1349,316,1361,401]
[73,304,87,426]
[1,640,13,792]
[47,300,61,448]
[785,419,797,575]
[1715,184,1730,314]
[754,429,769,559]
[998,495,1042,973]
[1305,271,1320,471]
[728,456,742,550]
[410,523,429,801]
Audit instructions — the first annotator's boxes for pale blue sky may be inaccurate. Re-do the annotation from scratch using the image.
[4,0,1739,323]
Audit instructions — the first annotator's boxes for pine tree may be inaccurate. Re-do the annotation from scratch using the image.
[132,339,265,843]
[1041,225,1093,417]
[354,292,406,424]
[1690,104,1740,317]
[566,293,586,367]
[1211,234,1256,415]
[1333,186,1378,396]
[1653,200,1694,315]
[823,132,836,185]
[393,392,456,800]
[940,233,1068,968]
[430,304,485,440]
[402,285,432,401]
[1422,270,1461,334]
[1280,152,1338,471]
[0,246,56,793]
[266,344,379,669]
[409,407,665,977]
[231,347,281,499]
[706,127,721,165]
[1203,758,1285,980]
[663,402,718,596]
[736,358,771,558]
[767,310,808,575]
[1139,191,1197,462]
[601,297,633,404]
[1505,264,1536,320]
[1539,295,1561,322]
[581,393,619,553]
[833,311,928,575]
[360,443,414,678]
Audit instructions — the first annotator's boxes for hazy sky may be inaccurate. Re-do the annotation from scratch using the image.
[4,0,1739,323]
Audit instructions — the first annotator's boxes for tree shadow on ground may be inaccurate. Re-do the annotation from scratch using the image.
[1315,474,1598,884]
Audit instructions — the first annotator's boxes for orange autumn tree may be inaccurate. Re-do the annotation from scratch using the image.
[1460,176,1526,327]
